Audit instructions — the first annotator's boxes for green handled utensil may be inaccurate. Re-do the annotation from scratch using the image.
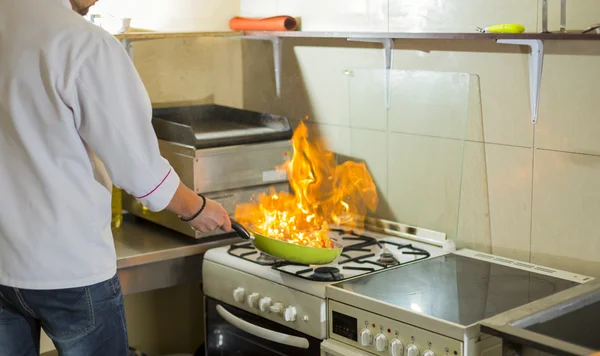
[231,220,343,265]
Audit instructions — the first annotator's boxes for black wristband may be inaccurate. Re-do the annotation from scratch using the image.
[180,195,207,222]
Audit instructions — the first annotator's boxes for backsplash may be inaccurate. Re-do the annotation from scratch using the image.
[233,0,600,278]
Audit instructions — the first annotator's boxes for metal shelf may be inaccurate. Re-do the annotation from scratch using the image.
[116,31,242,60]
[115,31,241,40]
[243,31,600,41]
[117,30,600,124]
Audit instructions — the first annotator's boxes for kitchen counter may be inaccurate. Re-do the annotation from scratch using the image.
[114,214,240,295]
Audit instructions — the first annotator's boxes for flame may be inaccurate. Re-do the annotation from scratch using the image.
[234,121,378,248]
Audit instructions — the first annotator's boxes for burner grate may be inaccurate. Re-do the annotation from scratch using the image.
[226,229,432,281]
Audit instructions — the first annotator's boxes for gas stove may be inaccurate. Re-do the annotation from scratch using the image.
[202,218,451,345]
[226,228,434,282]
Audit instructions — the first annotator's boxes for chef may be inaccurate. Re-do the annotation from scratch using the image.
[0,0,232,355]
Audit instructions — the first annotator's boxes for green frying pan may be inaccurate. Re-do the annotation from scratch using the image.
[231,220,343,265]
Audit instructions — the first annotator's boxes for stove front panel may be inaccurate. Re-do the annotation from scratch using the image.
[328,300,464,356]
[203,259,327,339]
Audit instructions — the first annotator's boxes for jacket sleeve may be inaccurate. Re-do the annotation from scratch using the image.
[69,35,180,212]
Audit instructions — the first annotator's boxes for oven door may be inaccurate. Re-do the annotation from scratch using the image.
[205,297,322,356]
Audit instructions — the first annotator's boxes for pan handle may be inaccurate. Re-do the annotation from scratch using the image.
[230,219,253,240]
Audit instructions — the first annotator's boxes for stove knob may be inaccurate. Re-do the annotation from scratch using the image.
[259,297,272,312]
[284,306,297,322]
[359,329,373,347]
[375,333,388,351]
[247,293,260,308]
[390,339,404,356]
[232,287,245,303]
[270,302,284,315]
[423,350,435,356]
[406,344,420,356]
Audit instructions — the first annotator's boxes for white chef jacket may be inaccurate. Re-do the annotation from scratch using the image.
[0,0,181,289]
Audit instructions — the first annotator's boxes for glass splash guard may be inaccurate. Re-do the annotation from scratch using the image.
[345,69,475,241]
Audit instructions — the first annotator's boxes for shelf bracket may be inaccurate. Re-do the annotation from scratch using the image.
[496,39,544,124]
[120,39,134,60]
[347,38,394,109]
[240,36,282,97]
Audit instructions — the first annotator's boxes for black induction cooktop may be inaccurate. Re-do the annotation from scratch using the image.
[331,253,580,326]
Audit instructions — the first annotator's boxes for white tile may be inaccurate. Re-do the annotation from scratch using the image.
[466,74,484,142]
[240,0,278,17]
[535,42,600,155]
[349,129,388,198]
[293,47,350,126]
[456,142,492,252]
[391,42,533,147]
[539,0,600,32]
[387,133,466,239]
[307,122,352,156]
[135,38,216,105]
[388,70,471,140]
[290,46,383,127]
[213,38,244,108]
[278,0,388,32]
[310,127,387,220]
[389,0,537,33]
[349,130,395,221]
[485,144,533,262]
[347,68,387,131]
[129,0,240,31]
[531,149,600,278]
[239,40,280,115]
[240,42,381,124]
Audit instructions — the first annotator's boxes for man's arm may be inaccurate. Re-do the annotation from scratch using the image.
[69,35,231,232]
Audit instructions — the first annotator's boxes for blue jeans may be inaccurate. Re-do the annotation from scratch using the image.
[0,274,129,356]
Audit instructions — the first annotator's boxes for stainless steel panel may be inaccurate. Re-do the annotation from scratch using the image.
[193,141,291,193]
[118,254,203,295]
[123,182,289,239]
[157,140,196,188]
[114,214,240,268]
[124,138,291,238]
[480,280,600,356]
[113,215,241,294]
[158,139,291,193]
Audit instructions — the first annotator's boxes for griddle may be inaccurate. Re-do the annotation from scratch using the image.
[151,104,293,149]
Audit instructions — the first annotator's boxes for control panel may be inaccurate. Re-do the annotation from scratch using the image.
[329,300,463,356]
[203,260,326,339]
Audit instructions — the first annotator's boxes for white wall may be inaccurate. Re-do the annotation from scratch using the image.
[238,0,600,278]
[91,0,240,31]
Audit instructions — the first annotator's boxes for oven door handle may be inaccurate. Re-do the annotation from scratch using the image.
[216,304,310,349]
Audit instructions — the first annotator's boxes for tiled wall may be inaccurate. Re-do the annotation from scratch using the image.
[239,0,600,278]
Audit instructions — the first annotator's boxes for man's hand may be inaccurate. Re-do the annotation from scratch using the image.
[188,197,232,232]
[165,182,232,232]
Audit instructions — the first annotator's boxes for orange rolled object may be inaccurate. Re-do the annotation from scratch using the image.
[229,16,298,31]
